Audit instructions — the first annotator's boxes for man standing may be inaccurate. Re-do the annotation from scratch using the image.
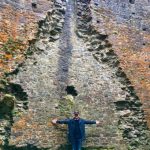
[52,111,100,150]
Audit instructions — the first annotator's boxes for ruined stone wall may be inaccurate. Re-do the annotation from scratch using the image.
[90,0,150,125]
[0,0,53,41]
[0,0,53,77]
[0,0,150,150]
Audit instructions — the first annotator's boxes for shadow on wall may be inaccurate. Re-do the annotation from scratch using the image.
[57,144,115,150]
[65,85,78,96]
[3,144,49,150]
[57,144,72,150]
[56,0,74,98]
[4,144,71,150]
[3,144,115,150]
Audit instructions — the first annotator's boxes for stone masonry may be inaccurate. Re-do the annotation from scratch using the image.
[10,0,127,149]
[0,0,150,150]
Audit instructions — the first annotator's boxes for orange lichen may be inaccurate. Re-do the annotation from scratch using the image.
[13,118,27,130]
[93,6,150,127]
[0,37,27,77]
[0,139,3,145]
[4,54,13,60]
[112,29,150,127]
[0,4,40,78]
[0,32,9,43]
[114,30,150,103]
[47,121,53,127]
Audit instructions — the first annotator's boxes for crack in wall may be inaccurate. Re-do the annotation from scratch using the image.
[56,0,75,98]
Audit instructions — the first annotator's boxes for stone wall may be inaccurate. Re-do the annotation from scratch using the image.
[0,0,150,150]
[0,0,53,41]
[0,0,53,77]
[76,0,150,149]
[90,0,150,126]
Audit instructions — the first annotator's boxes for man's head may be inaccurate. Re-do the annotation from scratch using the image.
[73,111,79,118]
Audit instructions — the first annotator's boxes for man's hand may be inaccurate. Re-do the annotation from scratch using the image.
[52,118,58,124]
[96,120,100,125]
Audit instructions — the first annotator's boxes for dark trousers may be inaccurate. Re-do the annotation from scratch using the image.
[71,139,82,150]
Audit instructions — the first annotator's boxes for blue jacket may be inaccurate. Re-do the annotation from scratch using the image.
[57,118,96,142]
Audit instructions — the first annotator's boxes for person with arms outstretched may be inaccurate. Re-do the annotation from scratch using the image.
[52,111,100,150]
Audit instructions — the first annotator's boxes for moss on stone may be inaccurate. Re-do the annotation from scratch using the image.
[59,95,75,118]
[0,38,25,54]
[0,84,5,91]
[0,79,7,85]
[3,94,15,109]
[0,79,8,91]
[0,94,15,114]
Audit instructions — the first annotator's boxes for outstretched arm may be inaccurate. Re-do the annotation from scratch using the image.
[84,120,100,125]
[52,118,69,124]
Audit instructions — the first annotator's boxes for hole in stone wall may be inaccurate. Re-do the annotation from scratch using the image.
[65,86,78,96]
[143,43,146,46]
[77,12,82,16]
[7,83,28,101]
[5,68,19,76]
[114,101,130,110]
[97,34,108,40]
[94,3,99,6]
[129,0,135,4]
[38,20,44,28]
[142,28,147,31]
[32,3,37,8]
[100,53,104,57]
